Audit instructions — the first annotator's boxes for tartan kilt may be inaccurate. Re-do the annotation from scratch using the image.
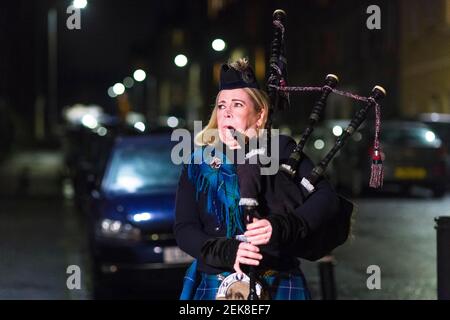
[188,270,311,300]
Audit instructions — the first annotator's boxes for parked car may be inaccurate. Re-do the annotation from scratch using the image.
[62,112,181,213]
[418,113,450,149]
[418,113,450,185]
[86,133,193,296]
[305,119,447,197]
[338,120,447,197]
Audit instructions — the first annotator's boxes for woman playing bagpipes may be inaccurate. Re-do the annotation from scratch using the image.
[173,57,343,300]
[174,6,388,299]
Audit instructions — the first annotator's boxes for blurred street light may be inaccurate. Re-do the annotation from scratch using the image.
[133,69,146,82]
[81,114,98,129]
[212,39,226,52]
[113,83,125,95]
[167,116,179,128]
[174,54,188,67]
[123,76,134,88]
[73,0,88,9]
[314,139,325,150]
[332,125,343,137]
[96,127,108,136]
[134,122,146,132]
[107,86,117,98]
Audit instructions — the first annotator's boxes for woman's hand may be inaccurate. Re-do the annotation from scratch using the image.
[244,218,273,246]
[233,242,262,274]
[233,218,273,274]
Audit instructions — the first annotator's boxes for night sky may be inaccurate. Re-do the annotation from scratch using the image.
[2,0,194,116]
[1,0,398,139]
[58,0,184,109]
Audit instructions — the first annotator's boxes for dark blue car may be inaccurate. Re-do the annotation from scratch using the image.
[87,133,193,296]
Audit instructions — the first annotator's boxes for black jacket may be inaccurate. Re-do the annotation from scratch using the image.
[173,135,340,274]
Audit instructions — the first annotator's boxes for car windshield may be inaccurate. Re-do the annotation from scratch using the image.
[381,125,441,148]
[102,140,180,195]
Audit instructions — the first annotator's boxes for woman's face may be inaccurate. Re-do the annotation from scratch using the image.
[216,89,264,148]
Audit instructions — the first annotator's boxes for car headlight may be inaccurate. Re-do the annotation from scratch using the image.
[98,218,141,241]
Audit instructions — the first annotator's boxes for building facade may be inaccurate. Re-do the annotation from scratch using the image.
[400,0,450,116]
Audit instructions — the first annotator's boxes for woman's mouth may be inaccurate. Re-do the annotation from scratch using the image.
[221,125,238,143]
[224,125,235,132]
[223,126,236,137]
[220,126,244,149]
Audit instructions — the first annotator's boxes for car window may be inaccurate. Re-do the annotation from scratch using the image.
[103,142,180,195]
[381,126,441,147]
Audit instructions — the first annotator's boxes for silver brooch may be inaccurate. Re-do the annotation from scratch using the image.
[210,156,222,169]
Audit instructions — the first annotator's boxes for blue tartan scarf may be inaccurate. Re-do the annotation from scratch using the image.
[187,146,245,238]
[181,146,246,300]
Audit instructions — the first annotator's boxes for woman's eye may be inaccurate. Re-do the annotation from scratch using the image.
[234,103,243,108]
[218,104,225,109]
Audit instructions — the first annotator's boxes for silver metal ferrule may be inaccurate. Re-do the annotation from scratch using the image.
[280,163,296,176]
[301,177,315,193]
[235,234,249,243]
[239,198,259,207]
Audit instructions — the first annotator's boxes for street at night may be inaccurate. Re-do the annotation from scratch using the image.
[2,0,450,304]
[0,149,444,299]
[304,189,443,300]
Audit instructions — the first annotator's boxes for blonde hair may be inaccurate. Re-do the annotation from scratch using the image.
[195,59,270,146]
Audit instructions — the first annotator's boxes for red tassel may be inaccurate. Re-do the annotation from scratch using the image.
[369,149,384,188]
[370,102,384,188]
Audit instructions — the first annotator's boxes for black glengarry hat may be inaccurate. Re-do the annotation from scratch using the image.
[219,63,260,90]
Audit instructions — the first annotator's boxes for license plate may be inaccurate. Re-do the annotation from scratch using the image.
[163,246,194,264]
[394,167,427,180]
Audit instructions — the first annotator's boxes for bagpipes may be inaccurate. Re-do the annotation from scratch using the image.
[268,9,386,192]
[234,9,386,299]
